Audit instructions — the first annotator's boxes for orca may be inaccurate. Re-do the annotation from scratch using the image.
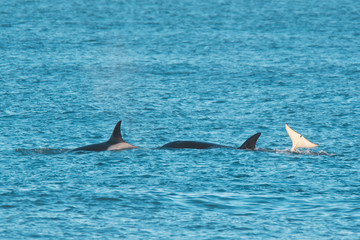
[161,133,261,150]
[285,123,318,152]
[70,120,138,152]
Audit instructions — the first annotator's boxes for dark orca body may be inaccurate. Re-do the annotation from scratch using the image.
[161,133,261,150]
[70,121,138,152]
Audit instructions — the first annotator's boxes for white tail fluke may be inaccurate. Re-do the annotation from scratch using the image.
[285,124,318,152]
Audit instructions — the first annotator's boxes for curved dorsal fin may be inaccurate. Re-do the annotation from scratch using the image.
[109,120,124,143]
[285,123,318,151]
[238,133,261,150]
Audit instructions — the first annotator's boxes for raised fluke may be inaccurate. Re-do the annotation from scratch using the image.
[285,124,318,152]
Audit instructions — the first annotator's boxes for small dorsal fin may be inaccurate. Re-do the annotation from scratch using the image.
[109,120,124,143]
[285,123,318,151]
[238,133,261,150]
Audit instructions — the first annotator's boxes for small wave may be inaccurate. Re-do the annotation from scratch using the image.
[93,197,121,202]
[15,148,69,155]
[256,148,336,156]
[290,149,336,156]
[1,205,16,209]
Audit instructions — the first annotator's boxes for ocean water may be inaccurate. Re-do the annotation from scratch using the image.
[1,0,359,239]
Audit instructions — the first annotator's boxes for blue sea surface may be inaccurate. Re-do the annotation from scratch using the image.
[1,0,359,239]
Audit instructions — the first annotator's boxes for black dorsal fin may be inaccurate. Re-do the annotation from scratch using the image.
[238,133,261,150]
[109,120,124,143]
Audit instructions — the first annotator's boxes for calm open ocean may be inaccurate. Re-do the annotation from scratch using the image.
[1,0,359,239]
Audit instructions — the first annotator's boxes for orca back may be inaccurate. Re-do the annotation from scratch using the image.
[70,120,137,152]
[161,141,227,149]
